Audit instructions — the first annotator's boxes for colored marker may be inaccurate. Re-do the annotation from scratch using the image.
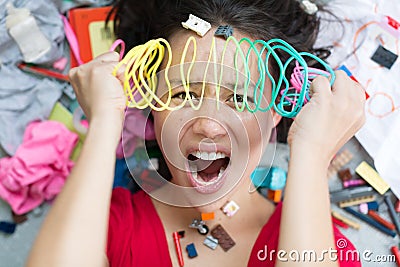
[384,195,400,236]
[172,231,185,266]
[343,207,396,237]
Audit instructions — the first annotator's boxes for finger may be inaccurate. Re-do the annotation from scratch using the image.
[309,75,332,100]
[114,63,127,84]
[93,51,120,63]
[68,66,78,79]
[332,70,366,109]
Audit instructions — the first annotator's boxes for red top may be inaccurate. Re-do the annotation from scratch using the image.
[107,188,361,267]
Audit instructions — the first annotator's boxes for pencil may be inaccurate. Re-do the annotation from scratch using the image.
[343,207,396,237]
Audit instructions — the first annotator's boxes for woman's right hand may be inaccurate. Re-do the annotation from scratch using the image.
[287,70,366,163]
[69,51,126,131]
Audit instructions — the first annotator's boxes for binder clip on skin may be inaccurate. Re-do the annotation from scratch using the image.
[181,14,211,37]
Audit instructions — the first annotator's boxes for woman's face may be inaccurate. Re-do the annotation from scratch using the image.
[151,29,281,207]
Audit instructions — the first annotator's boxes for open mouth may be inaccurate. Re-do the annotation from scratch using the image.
[186,151,230,194]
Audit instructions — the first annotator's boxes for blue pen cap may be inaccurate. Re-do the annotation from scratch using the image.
[251,166,287,190]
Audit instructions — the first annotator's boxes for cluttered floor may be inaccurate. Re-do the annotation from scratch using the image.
[1,0,400,266]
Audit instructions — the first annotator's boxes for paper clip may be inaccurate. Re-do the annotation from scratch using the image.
[182,14,211,37]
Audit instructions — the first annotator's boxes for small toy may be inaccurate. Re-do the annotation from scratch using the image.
[186,243,198,258]
[203,235,218,250]
[172,231,185,267]
[338,168,352,182]
[221,200,240,217]
[355,161,390,195]
[0,221,16,234]
[201,212,215,221]
[343,179,366,188]
[189,219,209,235]
[330,186,374,203]
[359,203,369,214]
[214,25,233,39]
[210,224,236,252]
[251,166,287,190]
[267,189,282,203]
[367,201,379,211]
[327,149,353,178]
[338,195,376,208]
[181,14,211,37]
[331,210,361,230]
[299,0,318,15]
[371,45,398,69]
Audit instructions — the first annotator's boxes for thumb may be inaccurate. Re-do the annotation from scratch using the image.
[309,75,332,101]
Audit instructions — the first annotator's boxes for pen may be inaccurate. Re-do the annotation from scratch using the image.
[173,231,185,267]
[343,207,396,237]
[384,195,400,236]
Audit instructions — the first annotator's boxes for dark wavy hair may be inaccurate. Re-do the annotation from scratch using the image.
[108,0,331,142]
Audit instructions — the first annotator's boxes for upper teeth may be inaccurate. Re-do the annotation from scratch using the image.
[191,151,227,160]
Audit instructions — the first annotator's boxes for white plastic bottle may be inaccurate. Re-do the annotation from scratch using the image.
[6,2,51,62]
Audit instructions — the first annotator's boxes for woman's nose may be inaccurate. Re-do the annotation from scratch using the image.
[192,117,227,140]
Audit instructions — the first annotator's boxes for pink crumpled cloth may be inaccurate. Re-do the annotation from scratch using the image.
[116,109,156,159]
[0,120,78,215]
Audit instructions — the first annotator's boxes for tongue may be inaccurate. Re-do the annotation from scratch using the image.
[198,158,226,174]
[198,172,218,182]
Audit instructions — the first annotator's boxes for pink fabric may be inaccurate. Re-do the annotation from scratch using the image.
[0,121,78,215]
[116,109,156,159]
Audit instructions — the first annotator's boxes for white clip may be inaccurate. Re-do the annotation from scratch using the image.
[181,14,211,37]
[300,0,318,15]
